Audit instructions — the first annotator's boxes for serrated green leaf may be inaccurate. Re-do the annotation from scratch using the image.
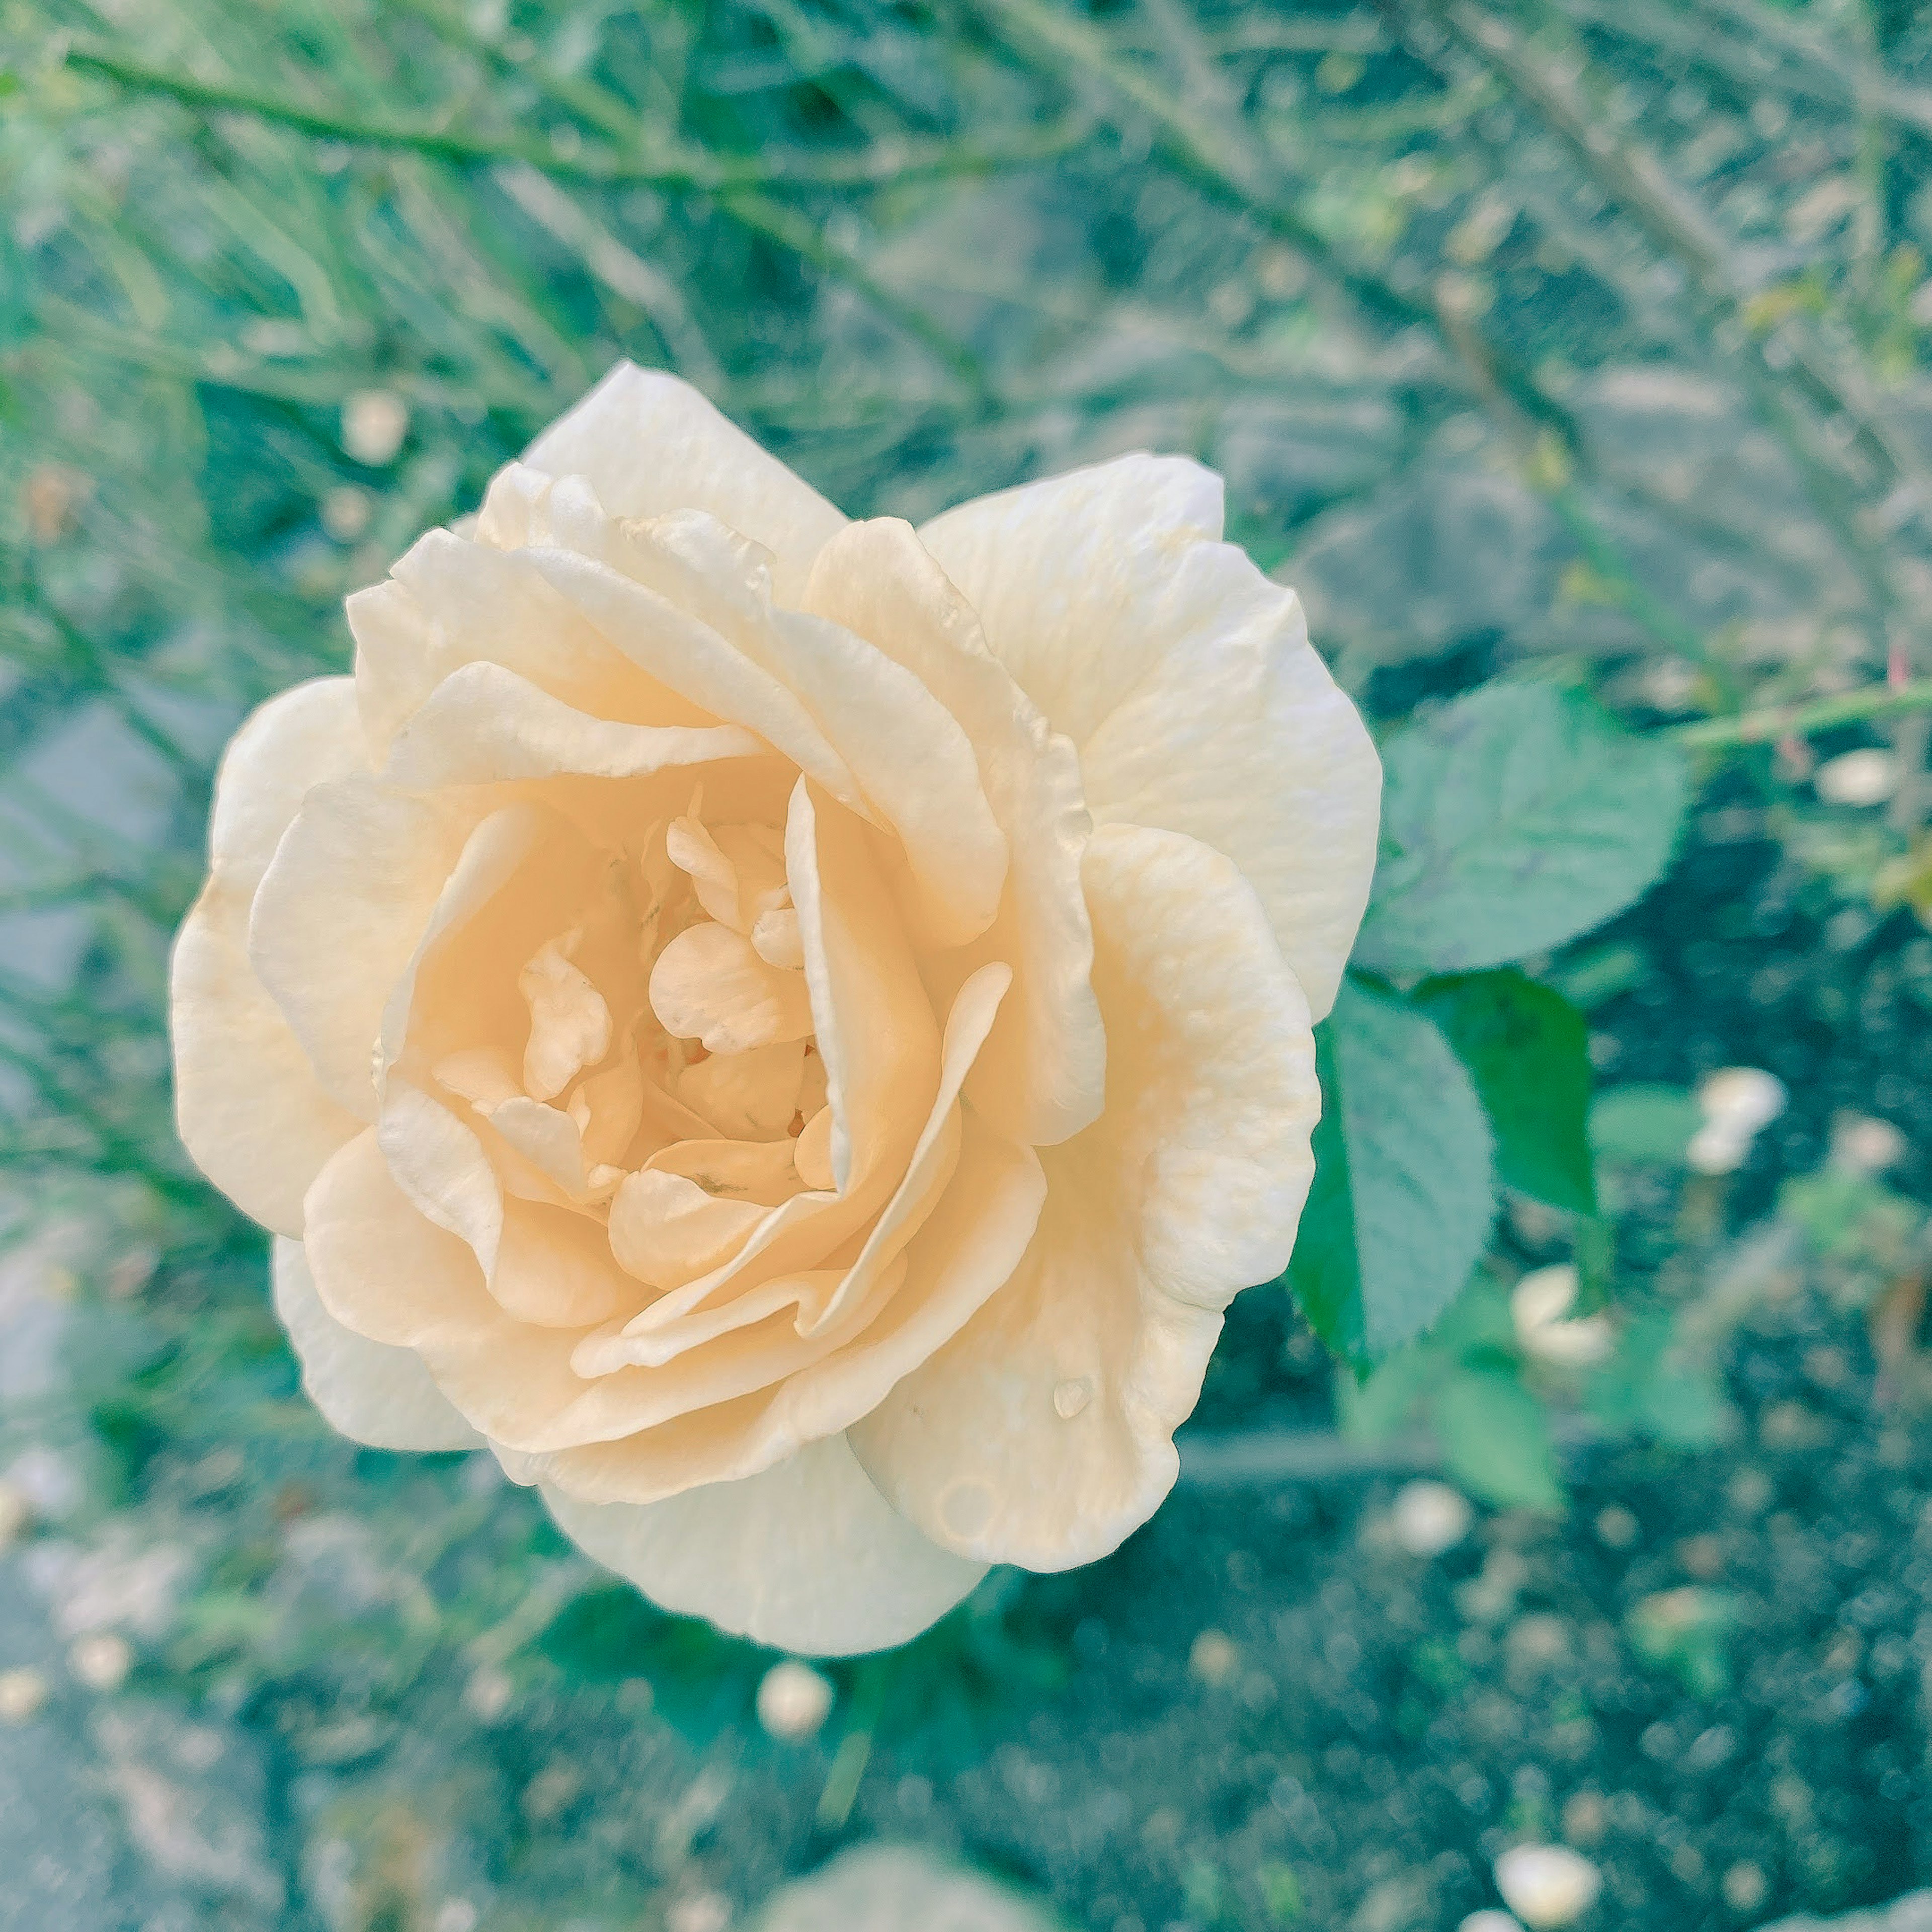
[1413,969,1596,1214]
[1354,683,1688,976]
[1429,1366,1562,1511]
[1289,978,1497,1363]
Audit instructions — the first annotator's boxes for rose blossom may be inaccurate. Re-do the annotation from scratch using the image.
[171,364,1379,1654]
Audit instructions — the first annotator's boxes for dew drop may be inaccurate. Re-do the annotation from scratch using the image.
[1053,1377,1093,1420]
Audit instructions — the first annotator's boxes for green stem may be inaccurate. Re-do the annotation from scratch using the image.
[1671,681,1932,748]
[63,44,1086,195]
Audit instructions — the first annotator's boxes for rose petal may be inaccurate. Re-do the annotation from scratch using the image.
[1077,556,1380,1023]
[677,1038,805,1141]
[917,454,1224,743]
[272,1237,478,1452]
[544,967,1035,1494]
[649,920,815,1054]
[248,775,475,1117]
[851,824,1319,1569]
[532,503,1008,949]
[786,778,938,1197]
[538,1106,1043,1494]
[517,362,848,602]
[919,456,1378,1017]
[519,935,611,1101]
[804,518,1104,1144]
[381,659,762,791]
[607,1168,766,1290]
[528,543,862,808]
[540,1430,984,1658]
[302,1129,598,1447]
[350,531,697,759]
[171,679,367,1235]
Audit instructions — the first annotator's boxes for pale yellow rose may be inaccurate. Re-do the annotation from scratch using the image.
[171,365,1379,1655]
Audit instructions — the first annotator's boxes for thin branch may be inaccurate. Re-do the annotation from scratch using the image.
[981,0,1580,451]
[1431,0,1928,513]
[63,44,1089,195]
[1671,679,1932,748]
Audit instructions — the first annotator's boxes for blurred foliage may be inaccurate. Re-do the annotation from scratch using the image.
[4,0,1932,1921]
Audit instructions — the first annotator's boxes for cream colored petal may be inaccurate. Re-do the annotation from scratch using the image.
[576,1048,646,1166]
[1077,561,1379,1023]
[647,1135,804,1204]
[377,1081,503,1274]
[556,969,1031,1473]
[172,679,367,1235]
[173,886,363,1239]
[526,545,861,806]
[248,775,474,1118]
[372,803,550,1089]
[205,677,369,882]
[759,605,1006,948]
[921,462,1377,1022]
[272,1237,478,1452]
[541,1107,1043,1489]
[677,1038,805,1141]
[805,518,1103,1145]
[852,824,1319,1571]
[492,1200,641,1328]
[519,936,610,1101]
[302,1130,598,1446]
[487,1095,593,1198]
[793,1105,836,1190]
[666,813,790,934]
[917,455,1225,743]
[517,362,848,600]
[785,779,939,1198]
[541,1430,984,1657]
[649,920,814,1054]
[349,532,700,760]
[607,1167,766,1289]
[536,493,1005,951]
[750,905,803,969]
[381,659,761,790]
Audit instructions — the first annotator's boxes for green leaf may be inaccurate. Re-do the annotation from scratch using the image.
[1354,683,1688,976]
[1429,1366,1563,1511]
[1413,969,1596,1214]
[1590,1083,1700,1165]
[1289,979,1497,1363]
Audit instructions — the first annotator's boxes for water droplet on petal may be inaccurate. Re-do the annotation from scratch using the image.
[1053,1377,1093,1420]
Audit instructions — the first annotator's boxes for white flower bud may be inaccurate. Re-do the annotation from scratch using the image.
[1814,748,1895,806]
[756,1659,833,1740]
[68,1633,133,1693]
[1494,1844,1602,1928]
[0,1667,48,1723]
[1392,1479,1473,1556]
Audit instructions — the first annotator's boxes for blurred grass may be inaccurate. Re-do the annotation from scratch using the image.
[4,2,1932,1922]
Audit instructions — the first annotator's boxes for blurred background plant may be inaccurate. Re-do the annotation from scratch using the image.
[4,1,1932,1927]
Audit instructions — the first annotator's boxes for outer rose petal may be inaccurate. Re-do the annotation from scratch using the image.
[520,363,847,602]
[171,679,366,1235]
[919,455,1379,1019]
[541,1431,986,1657]
[918,454,1224,744]
[852,824,1319,1570]
[272,1238,478,1452]
[802,519,1105,1146]
[248,776,473,1118]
